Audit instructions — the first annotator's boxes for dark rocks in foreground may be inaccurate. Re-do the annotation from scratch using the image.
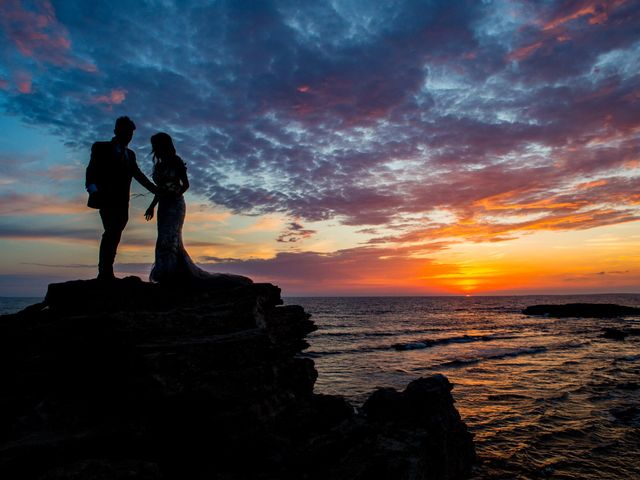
[0,277,475,480]
[522,303,640,318]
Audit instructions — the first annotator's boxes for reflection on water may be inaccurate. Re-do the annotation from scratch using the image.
[290,294,640,479]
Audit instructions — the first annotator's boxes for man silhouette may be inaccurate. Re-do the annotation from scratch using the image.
[86,116,158,280]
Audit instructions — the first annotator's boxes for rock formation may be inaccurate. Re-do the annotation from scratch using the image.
[601,327,640,341]
[0,276,475,479]
[522,303,640,318]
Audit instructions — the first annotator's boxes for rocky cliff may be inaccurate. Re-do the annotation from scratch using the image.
[0,277,475,479]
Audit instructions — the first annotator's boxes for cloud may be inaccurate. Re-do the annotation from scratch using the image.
[231,216,281,235]
[594,270,629,275]
[276,221,317,243]
[0,192,86,216]
[45,164,81,181]
[0,0,95,71]
[0,223,97,242]
[0,0,638,249]
[0,219,153,249]
[541,0,626,31]
[20,262,94,268]
[199,241,454,294]
[14,70,32,94]
[507,41,544,62]
[91,88,127,106]
[369,174,640,245]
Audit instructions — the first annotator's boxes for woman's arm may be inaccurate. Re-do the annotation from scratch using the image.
[179,162,190,194]
[145,195,159,221]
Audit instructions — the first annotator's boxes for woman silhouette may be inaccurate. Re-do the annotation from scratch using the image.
[145,133,250,286]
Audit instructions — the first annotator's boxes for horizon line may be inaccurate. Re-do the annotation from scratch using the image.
[4,292,640,299]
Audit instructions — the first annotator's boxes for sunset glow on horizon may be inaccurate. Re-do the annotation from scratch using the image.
[0,0,639,296]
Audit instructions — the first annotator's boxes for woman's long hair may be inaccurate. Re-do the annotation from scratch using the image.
[150,132,177,165]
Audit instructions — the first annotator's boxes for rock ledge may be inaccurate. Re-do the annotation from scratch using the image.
[0,277,475,479]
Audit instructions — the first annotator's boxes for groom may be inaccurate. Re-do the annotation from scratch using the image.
[86,116,158,280]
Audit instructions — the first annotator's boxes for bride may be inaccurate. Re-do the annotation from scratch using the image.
[144,132,251,286]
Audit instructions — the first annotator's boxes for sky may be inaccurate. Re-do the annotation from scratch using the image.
[0,0,639,297]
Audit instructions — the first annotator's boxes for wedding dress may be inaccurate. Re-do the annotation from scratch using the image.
[149,158,251,287]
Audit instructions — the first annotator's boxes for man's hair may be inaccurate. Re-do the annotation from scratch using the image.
[114,116,136,133]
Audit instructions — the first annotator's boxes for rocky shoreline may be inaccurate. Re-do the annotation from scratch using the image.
[0,277,475,479]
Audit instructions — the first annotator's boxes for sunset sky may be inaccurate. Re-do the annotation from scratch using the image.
[0,0,639,296]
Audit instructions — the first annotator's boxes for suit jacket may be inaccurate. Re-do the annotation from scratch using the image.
[86,139,156,208]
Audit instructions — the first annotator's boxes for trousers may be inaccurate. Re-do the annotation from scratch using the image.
[98,206,129,277]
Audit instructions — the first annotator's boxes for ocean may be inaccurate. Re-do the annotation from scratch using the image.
[290,295,640,480]
[0,297,42,315]
[3,294,639,478]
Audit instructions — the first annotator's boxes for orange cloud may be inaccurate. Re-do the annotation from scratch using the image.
[624,159,640,169]
[374,196,639,246]
[202,243,459,295]
[576,179,608,189]
[542,0,626,31]
[15,71,32,93]
[91,88,127,105]
[0,193,86,216]
[231,216,281,234]
[507,41,544,61]
[507,1,627,63]
[0,0,96,71]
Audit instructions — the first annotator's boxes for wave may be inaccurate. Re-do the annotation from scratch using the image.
[614,354,640,363]
[440,358,480,367]
[304,334,585,361]
[317,331,358,337]
[302,332,514,357]
[344,309,396,316]
[487,393,532,401]
[392,333,515,351]
[314,327,441,338]
[316,330,423,338]
[437,346,548,369]
[546,391,570,403]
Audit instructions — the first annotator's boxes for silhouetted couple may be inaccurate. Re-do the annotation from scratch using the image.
[86,116,249,286]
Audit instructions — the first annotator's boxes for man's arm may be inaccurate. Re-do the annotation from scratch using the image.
[129,150,158,194]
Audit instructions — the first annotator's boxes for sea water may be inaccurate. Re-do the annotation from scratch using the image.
[290,295,640,479]
[0,297,42,315]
